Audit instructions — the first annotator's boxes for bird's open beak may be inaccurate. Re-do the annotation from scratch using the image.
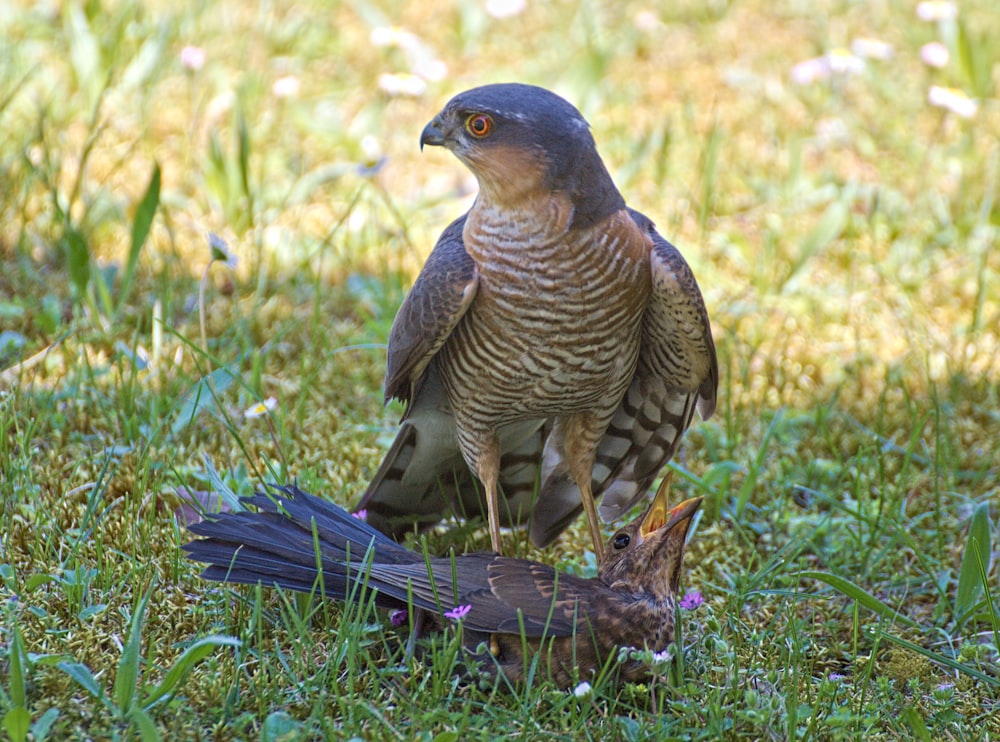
[640,472,703,539]
[420,117,447,150]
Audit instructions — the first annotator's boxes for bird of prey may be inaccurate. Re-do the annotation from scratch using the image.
[357,83,717,557]
[184,476,702,686]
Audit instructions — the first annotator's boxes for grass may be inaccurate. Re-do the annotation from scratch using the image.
[1,0,999,738]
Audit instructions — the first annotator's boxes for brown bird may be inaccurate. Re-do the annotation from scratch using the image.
[184,475,702,687]
[357,83,717,557]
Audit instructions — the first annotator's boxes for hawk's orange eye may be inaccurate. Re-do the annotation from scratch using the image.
[466,114,493,138]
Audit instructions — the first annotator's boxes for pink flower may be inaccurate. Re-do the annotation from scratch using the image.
[180,46,205,72]
[352,509,368,521]
[791,57,830,85]
[679,590,703,610]
[920,42,949,68]
[444,604,472,621]
[652,648,673,663]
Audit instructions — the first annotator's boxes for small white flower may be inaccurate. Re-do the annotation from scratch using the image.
[792,49,866,84]
[244,397,278,419]
[413,58,448,82]
[634,10,660,32]
[485,0,527,19]
[826,48,865,75]
[378,73,427,97]
[370,27,420,51]
[928,85,978,118]
[272,75,300,99]
[573,681,592,698]
[208,233,238,269]
[916,1,957,22]
[850,38,894,60]
[815,117,850,146]
[180,46,206,72]
[361,135,382,162]
[920,41,949,68]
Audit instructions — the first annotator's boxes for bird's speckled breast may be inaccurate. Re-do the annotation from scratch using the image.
[440,204,651,427]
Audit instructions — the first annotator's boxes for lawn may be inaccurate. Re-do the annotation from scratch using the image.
[1,0,998,739]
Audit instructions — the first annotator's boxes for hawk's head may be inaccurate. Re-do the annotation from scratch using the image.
[420,83,623,227]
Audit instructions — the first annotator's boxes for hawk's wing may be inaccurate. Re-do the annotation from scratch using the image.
[383,214,478,406]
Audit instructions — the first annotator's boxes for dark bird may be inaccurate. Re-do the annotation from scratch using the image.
[184,475,702,687]
[356,83,717,557]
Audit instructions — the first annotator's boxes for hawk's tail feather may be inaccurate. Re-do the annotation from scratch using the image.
[530,384,698,548]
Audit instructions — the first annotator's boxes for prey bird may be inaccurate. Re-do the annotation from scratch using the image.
[358,83,717,557]
[184,475,701,686]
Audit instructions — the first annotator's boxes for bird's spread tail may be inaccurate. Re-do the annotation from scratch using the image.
[183,484,417,596]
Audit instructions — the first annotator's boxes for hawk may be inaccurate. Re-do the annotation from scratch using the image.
[357,83,716,557]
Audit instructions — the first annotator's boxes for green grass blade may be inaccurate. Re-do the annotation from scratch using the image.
[901,707,933,742]
[3,709,30,742]
[955,20,994,99]
[141,635,241,709]
[172,365,240,434]
[798,570,917,627]
[129,706,161,742]
[30,709,60,742]
[8,625,26,708]
[63,226,91,298]
[56,661,105,701]
[114,584,154,714]
[955,503,991,619]
[117,162,161,315]
[783,199,847,291]
[736,409,783,519]
[63,4,102,108]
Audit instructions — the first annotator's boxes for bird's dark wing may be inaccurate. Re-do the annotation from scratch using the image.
[531,210,717,544]
[362,555,597,637]
[383,215,478,406]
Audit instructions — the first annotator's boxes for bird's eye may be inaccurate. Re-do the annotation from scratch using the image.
[612,532,630,550]
[465,114,493,138]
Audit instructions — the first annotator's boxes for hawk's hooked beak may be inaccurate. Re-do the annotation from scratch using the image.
[420,117,448,150]
[640,472,703,539]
